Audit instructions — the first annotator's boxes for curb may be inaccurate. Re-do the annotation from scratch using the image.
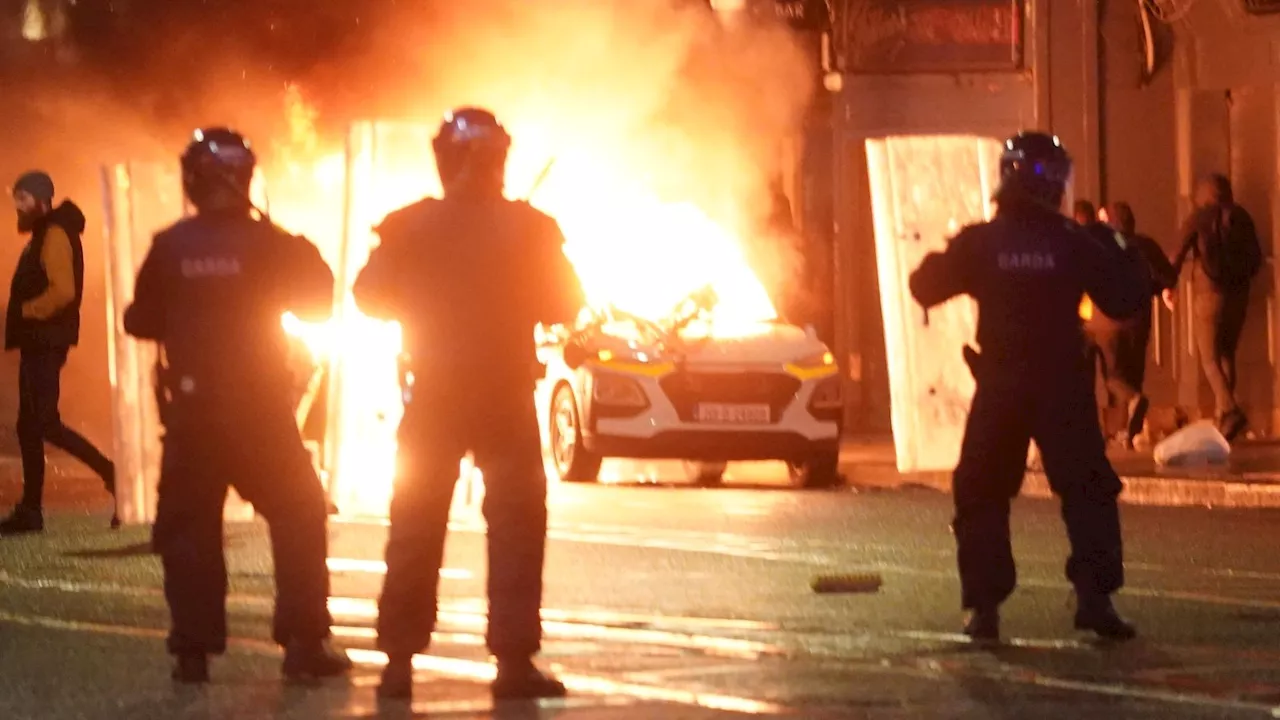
[839,459,1280,510]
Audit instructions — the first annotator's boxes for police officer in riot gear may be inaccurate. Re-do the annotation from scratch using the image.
[909,132,1145,642]
[355,108,583,701]
[124,128,352,683]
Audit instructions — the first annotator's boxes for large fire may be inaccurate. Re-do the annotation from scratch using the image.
[264,12,797,514]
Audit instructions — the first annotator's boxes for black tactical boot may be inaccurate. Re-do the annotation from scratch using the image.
[1074,593,1137,641]
[963,606,1000,643]
[282,639,353,682]
[172,653,210,684]
[377,654,414,700]
[492,658,567,700]
[0,505,44,536]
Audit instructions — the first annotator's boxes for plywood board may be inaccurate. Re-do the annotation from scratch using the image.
[866,135,1002,473]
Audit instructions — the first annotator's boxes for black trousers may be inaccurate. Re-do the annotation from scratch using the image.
[953,368,1125,610]
[1091,316,1152,435]
[377,391,547,660]
[1193,289,1249,416]
[152,401,332,655]
[1093,320,1149,403]
[17,347,112,510]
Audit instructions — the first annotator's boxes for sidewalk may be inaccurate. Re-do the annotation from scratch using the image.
[839,437,1280,509]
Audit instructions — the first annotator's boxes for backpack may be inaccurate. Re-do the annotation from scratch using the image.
[1200,206,1262,289]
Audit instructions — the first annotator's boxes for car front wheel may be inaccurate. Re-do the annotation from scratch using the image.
[550,384,602,483]
[788,449,842,490]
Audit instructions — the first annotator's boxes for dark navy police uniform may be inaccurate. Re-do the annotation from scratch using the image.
[124,211,336,658]
[910,170,1146,639]
[355,195,583,664]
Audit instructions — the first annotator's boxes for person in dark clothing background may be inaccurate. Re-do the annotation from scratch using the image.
[1086,202,1176,448]
[355,108,583,702]
[0,171,115,536]
[1168,174,1263,442]
[1073,199,1097,226]
[124,128,351,684]
[761,179,815,329]
[909,132,1143,643]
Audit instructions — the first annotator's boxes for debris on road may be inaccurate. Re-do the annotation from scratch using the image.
[811,572,883,594]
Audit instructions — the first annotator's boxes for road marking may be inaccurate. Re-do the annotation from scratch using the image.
[4,601,1280,715]
[0,567,781,633]
[326,596,783,659]
[0,608,170,641]
[919,658,1280,717]
[1127,561,1280,583]
[0,608,786,715]
[886,630,1092,651]
[342,648,788,714]
[623,664,760,682]
[849,563,1280,613]
[326,557,472,579]
[331,626,486,647]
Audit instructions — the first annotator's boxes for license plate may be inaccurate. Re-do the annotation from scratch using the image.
[694,403,770,424]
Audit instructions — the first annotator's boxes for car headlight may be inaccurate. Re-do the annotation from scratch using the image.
[593,372,649,409]
[787,350,838,380]
[793,351,836,370]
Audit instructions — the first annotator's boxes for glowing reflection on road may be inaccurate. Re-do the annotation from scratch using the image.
[343,647,789,714]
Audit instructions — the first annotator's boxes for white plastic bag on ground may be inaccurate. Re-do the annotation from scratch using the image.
[1153,421,1230,468]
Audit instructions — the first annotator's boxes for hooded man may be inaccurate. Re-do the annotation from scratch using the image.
[1168,174,1263,441]
[1,171,115,535]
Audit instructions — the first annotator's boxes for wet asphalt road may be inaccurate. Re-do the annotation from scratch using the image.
[4,461,1280,718]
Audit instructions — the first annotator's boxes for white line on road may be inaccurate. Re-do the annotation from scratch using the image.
[326,557,472,579]
[1007,668,1280,718]
[3,605,1278,715]
[326,596,783,659]
[0,608,787,715]
[342,647,789,715]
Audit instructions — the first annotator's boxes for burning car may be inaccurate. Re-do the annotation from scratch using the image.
[536,288,844,489]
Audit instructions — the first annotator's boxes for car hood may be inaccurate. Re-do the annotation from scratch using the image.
[596,321,830,366]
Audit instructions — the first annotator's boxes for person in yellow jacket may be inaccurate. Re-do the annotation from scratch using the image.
[1,171,115,535]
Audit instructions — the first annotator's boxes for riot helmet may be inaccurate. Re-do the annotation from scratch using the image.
[181,127,257,213]
[997,131,1072,211]
[432,108,511,198]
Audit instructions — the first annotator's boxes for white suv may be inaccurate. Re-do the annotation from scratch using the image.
[535,297,843,489]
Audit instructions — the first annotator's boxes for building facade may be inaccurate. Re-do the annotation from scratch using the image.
[819,0,1280,439]
[1105,0,1280,438]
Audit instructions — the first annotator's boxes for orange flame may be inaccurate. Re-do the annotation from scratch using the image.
[270,74,783,514]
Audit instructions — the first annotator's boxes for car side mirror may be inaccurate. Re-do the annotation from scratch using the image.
[563,341,590,370]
